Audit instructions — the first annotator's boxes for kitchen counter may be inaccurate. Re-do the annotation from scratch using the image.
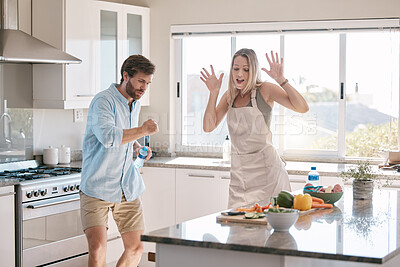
[144,156,397,179]
[0,179,20,187]
[141,188,400,266]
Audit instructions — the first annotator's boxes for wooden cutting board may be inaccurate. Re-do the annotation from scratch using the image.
[216,214,268,225]
[216,208,322,225]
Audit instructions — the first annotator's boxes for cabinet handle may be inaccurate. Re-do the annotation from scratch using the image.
[221,176,230,179]
[108,235,122,242]
[188,174,214,178]
[290,179,306,183]
[0,192,15,197]
[385,184,400,188]
[75,94,95,97]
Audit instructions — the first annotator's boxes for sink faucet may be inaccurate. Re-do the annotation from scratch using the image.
[0,100,12,149]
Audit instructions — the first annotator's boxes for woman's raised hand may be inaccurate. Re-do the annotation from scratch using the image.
[200,65,224,94]
[262,51,284,81]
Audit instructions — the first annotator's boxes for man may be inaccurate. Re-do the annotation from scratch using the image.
[80,55,158,266]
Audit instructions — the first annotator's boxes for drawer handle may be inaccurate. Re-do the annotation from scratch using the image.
[75,94,95,97]
[188,174,214,178]
[385,184,400,188]
[221,176,230,179]
[290,179,306,183]
[0,192,15,197]
[108,235,122,242]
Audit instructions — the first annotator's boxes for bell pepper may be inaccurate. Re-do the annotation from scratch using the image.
[293,193,312,211]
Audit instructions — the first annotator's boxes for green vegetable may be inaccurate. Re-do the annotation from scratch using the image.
[244,212,265,219]
[266,207,296,213]
[276,190,294,208]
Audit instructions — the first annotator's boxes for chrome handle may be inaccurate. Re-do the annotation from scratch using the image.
[221,176,230,180]
[0,192,15,197]
[27,196,79,209]
[385,184,400,189]
[75,94,95,97]
[290,179,306,183]
[188,174,214,178]
[108,236,122,242]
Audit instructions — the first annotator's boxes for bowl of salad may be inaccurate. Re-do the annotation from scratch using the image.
[264,207,299,231]
[303,184,343,204]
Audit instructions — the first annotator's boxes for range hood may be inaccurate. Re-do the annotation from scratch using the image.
[0,0,81,64]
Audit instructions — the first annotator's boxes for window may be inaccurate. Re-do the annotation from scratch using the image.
[179,36,231,151]
[173,20,400,160]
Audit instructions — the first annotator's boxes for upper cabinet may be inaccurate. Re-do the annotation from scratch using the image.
[32,0,96,109]
[32,0,150,109]
[93,1,150,106]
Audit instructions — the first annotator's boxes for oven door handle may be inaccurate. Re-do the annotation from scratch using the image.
[26,195,80,209]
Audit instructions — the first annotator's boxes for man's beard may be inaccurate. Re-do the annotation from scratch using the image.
[126,80,143,100]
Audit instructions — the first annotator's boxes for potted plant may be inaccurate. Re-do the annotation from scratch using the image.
[340,161,379,200]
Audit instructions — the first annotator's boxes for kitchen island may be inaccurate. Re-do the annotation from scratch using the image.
[141,188,400,267]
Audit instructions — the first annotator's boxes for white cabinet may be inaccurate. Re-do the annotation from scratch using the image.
[0,186,15,267]
[176,169,229,223]
[141,167,176,232]
[93,1,150,105]
[32,0,96,109]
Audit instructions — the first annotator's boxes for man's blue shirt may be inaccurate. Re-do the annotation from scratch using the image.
[80,83,145,203]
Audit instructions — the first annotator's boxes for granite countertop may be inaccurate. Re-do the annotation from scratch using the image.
[141,188,400,264]
[144,156,398,179]
[0,178,20,187]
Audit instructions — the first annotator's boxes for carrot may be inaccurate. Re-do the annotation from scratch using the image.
[262,202,272,211]
[234,207,255,212]
[311,203,333,209]
[311,196,324,204]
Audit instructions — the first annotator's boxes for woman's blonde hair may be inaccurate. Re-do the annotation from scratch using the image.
[227,48,263,107]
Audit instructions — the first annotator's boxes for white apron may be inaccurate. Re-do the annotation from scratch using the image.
[227,89,291,208]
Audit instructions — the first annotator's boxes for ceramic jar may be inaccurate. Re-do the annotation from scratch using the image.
[59,145,71,164]
[43,146,59,165]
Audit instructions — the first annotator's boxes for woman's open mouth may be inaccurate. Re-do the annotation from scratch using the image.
[236,78,245,86]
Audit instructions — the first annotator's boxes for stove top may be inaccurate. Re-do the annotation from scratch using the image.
[0,166,81,180]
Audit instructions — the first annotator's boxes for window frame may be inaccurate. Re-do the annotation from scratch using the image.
[173,19,400,160]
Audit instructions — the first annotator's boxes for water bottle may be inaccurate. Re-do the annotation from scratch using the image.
[308,167,319,187]
[223,135,231,161]
[134,147,148,169]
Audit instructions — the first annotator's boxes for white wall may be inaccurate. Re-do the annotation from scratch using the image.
[33,109,88,155]
[143,0,400,154]
[28,0,400,154]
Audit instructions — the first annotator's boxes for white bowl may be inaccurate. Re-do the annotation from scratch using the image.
[265,209,299,231]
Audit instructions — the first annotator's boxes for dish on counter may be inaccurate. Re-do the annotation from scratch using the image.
[264,208,299,231]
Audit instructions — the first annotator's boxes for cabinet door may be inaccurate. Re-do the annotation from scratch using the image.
[0,186,15,267]
[176,169,223,223]
[141,167,176,232]
[122,6,150,105]
[94,2,150,105]
[65,0,96,102]
[32,0,95,109]
[218,171,231,211]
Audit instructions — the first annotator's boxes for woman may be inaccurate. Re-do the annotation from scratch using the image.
[201,48,309,208]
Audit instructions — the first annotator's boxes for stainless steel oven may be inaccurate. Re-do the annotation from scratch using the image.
[18,175,87,267]
[0,161,87,267]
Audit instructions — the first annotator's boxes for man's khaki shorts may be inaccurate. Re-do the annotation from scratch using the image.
[80,192,145,234]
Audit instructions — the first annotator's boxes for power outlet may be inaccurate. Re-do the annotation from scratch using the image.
[73,109,84,122]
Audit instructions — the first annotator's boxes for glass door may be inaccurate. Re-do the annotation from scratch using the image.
[100,10,118,92]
